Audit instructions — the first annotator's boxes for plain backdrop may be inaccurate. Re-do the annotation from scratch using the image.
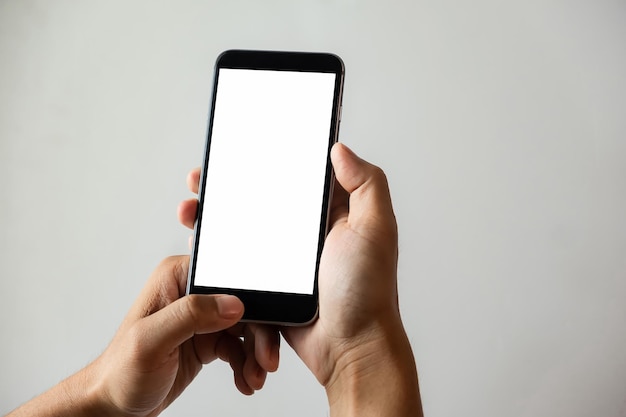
[1,1,626,416]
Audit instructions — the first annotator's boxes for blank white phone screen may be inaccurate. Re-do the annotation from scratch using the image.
[194,68,337,294]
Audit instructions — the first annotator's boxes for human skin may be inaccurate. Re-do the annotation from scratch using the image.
[179,143,423,417]
[8,142,422,417]
[7,254,278,417]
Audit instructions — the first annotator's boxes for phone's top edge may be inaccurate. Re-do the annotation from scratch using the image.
[218,48,342,57]
[215,49,344,73]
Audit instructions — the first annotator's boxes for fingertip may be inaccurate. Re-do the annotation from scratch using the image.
[250,325,280,373]
[133,290,234,358]
[178,198,198,229]
[329,144,396,236]
[187,168,201,194]
[332,141,356,158]
[235,372,255,396]
[330,142,345,167]
[255,367,268,389]
[215,334,252,394]
[244,362,267,391]
[331,142,370,194]
[261,335,280,373]
[215,295,245,320]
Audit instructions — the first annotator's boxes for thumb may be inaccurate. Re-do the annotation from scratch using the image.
[134,294,244,358]
[330,143,396,231]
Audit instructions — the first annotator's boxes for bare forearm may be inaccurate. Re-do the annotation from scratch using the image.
[325,321,423,417]
[7,364,111,417]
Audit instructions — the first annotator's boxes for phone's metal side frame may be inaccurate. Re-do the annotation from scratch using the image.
[185,63,221,296]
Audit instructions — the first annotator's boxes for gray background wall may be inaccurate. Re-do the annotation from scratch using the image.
[1,1,626,416]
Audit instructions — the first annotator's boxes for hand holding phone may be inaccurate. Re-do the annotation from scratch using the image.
[180,142,422,415]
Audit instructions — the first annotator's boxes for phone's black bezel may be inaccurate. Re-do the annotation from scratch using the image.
[187,50,344,325]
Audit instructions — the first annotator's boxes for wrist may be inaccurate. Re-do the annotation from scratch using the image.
[6,360,117,417]
[324,315,423,417]
[53,361,117,417]
[73,361,118,416]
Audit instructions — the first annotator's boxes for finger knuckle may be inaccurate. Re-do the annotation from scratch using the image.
[159,255,182,270]
[370,165,389,186]
[184,294,214,325]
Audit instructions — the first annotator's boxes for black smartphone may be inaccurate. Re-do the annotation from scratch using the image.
[186,50,344,325]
